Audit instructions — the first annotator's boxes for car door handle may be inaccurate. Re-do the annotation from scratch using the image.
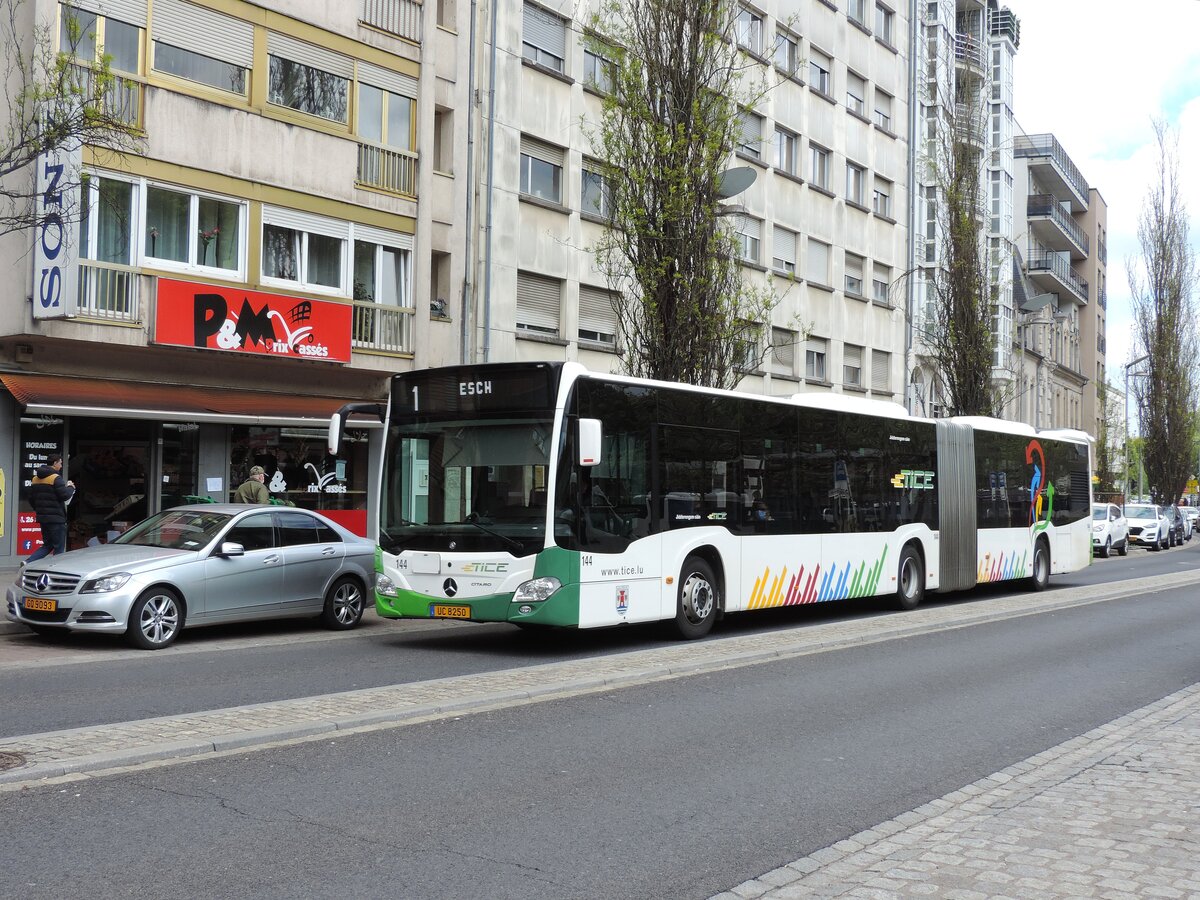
[264,555,279,565]
[322,547,336,556]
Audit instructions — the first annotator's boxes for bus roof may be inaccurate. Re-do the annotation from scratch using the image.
[789,392,910,419]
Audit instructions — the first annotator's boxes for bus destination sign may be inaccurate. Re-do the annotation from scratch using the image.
[395,364,560,415]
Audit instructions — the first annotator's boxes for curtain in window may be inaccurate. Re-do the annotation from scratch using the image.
[198,197,238,269]
[306,233,342,288]
[263,224,299,280]
[145,186,188,262]
[97,178,133,264]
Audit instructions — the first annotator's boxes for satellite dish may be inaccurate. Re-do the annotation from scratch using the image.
[716,166,757,199]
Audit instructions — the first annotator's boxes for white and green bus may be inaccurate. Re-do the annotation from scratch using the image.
[329,362,1093,639]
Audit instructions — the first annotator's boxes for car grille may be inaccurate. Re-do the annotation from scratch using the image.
[19,605,72,623]
[20,571,82,594]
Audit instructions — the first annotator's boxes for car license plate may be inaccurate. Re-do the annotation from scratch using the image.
[431,604,471,619]
[24,596,57,612]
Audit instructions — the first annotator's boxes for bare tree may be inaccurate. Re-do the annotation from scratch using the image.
[585,0,779,390]
[0,0,141,237]
[1128,120,1199,505]
[1092,378,1123,500]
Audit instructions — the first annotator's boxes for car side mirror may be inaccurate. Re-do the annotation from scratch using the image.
[217,541,245,557]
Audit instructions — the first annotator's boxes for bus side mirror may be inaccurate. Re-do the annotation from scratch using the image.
[578,418,603,467]
[328,402,386,455]
[328,411,344,456]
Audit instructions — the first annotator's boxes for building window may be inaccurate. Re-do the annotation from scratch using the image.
[809,49,831,96]
[772,225,797,275]
[80,174,135,265]
[846,162,865,205]
[774,29,799,75]
[771,327,797,375]
[583,45,616,93]
[269,56,348,123]
[843,344,863,387]
[520,136,564,204]
[261,210,348,293]
[737,110,763,159]
[60,6,141,74]
[736,216,761,264]
[875,3,894,43]
[810,144,830,189]
[581,163,612,217]
[846,71,866,117]
[522,3,566,73]
[873,262,892,304]
[807,238,830,285]
[848,0,867,26]
[873,176,892,217]
[736,5,763,55]
[806,337,828,381]
[871,350,891,392]
[145,186,242,272]
[358,83,414,150]
[874,89,893,131]
[774,127,797,175]
[844,252,864,296]
[516,270,561,336]
[353,239,411,307]
[578,284,618,347]
[154,43,246,93]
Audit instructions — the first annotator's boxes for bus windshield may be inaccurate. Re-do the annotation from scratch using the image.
[382,417,556,557]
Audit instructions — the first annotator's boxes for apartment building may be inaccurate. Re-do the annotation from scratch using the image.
[0,0,466,560]
[479,0,910,401]
[1008,134,1107,433]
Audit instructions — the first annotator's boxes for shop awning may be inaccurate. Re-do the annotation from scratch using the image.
[1,373,383,428]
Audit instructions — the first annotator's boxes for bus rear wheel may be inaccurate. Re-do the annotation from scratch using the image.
[674,556,718,640]
[1027,538,1050,592]
[893,545,924,611]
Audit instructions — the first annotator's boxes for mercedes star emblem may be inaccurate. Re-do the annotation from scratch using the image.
[443,578,458,597]
[36,574,50,592]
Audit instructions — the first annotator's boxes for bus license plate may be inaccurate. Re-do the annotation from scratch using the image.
[431,604,470,619]
[24,596,57,612]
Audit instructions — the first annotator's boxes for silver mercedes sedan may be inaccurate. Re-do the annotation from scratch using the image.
[5,504,376,650]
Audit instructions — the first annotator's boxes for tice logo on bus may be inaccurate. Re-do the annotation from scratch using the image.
[891,469,935,490]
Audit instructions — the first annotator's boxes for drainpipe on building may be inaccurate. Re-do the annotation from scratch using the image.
[461,0,480,364]
[481,0,500,363]
[904,0,919,414]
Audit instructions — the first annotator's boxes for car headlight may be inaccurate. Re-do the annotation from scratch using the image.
[1092,524,1103,532]
[376,573,398,597]
[80,573,131,593]
[513,576,561,604]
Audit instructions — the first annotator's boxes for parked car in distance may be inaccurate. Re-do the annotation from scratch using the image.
[1165,504,1187,547]
[1125,503,1170,551]
[1091,503,1129,558]
[6,505,375,649]
[1179,506,1194,542]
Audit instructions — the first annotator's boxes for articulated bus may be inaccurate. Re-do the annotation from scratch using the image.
[329,362,1093,639]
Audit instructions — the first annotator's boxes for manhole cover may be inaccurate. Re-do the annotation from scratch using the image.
[0,751,26,771]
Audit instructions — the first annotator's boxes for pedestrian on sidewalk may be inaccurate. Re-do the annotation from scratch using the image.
[26,454,76,563]
[232,465,270,504]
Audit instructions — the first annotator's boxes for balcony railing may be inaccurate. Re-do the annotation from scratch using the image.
[350,299,415,354]
[357,143,418,197]
[71,64,142,127]
[1099,285,1107,309]
[1014,134,1090,205]
[1027,250,1089,303]
[360,0,422,42]
[1098,334,1106,354]
[1027,194,1089,255]
[954,33,983,68]
[77,260,139,322]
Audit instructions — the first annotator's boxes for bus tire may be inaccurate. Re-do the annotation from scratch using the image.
[893,545,924,611]
[674,556,719,640]
[1027,538,1050,592]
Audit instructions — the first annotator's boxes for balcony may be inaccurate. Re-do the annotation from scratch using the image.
[989,7,1020,48]
[357,143,418,198]
[1026,194,1089,259]
[954,33,984,72]
[360,0,422,42]
[1026,250,1089,305]
[1015,134,1089,212]
[954,102,985,148]
[71,65,142,129]
[76,260,140,322]
[1099,284,1106,309]
[350,298,415,354]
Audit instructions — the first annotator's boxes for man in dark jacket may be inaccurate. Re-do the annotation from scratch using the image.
[27,454,76,563]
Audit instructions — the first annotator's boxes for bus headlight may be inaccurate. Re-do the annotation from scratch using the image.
[376,573,398,597]
[514,576,561,604]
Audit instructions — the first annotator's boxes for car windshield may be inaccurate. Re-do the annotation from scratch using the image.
[114,510,234,550]
[1125,505,1157,519]
[1092,507,1108,521]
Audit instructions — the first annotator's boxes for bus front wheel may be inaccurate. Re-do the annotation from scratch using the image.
[674,556,719,640]
[893,545,924,611]
[1027,538,1050,592]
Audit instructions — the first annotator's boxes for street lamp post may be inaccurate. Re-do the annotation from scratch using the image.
[1124,354,1150,506]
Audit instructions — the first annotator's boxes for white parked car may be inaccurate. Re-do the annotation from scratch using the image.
[1091,503,1129,558]
[1124,503,1169,551]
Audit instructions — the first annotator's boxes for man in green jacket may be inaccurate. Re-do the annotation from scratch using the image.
[232,465,270,503]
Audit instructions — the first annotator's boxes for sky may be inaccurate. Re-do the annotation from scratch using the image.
[1005,0,1200,388]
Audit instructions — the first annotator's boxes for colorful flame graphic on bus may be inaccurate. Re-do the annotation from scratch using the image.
[1026,439,1054,536]
[977,550,1029,584]
[746,546,889,609]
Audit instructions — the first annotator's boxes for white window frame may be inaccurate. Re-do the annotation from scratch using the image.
[810,144,830,189]
[735,5,764,55]
[581,163,612,218]
[874,89,893,131]
[142,182,247,277]
[774,29,799,75]
[844,252,865,296]
[843,343,863,387]
[260,207,351,296]
[848,0,867,26]
[578,283,618,347]
[583,45,615,93]
[846,162,865,205]
[873,263,892,304]
[522,2,566,73]
[805,337,828,381]
[873,176,892,217]
[738,110,763,159]
[736,216,761,264]
[875,3,894,44]
[772,225,797,275]
[809,50,831,95]
[775,127,797,175]
[846,71,866,116]
[520,136,565,204]
[771,326,797,375]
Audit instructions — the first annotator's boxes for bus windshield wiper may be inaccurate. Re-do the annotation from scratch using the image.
[455,513,523,553]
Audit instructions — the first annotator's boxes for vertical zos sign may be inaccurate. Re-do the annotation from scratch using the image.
[32,140,82,319]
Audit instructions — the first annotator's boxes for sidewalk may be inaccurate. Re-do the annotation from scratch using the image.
[715,684,1200,899]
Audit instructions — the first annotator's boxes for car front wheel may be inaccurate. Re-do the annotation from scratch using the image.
[1117,538,1129,557]
[127,588,184,650]
[321,576,365,630]
[1099,537,1111,558]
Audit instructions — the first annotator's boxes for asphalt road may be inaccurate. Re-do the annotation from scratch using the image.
[2,568,1198,898]
[1,539,1197,738]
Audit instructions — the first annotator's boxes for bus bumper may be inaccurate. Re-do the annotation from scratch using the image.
[376,583,581,627]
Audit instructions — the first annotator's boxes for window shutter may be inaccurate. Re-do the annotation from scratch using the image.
[773,227,795,265]
[772,327,795,369]
[153,0,253,68]
[267,32,353,78]
[578,284,617,341]
[517,271,560,332]
[520,135,563,166]
[262,206,350,241]
[845,253,864,280]
[522,3,565,55]
[72,0,148,26]
[353,223,414,251]
[357,61,417,99]
[844,345,862,368]
[738,216,761,240]
[872,351,891,391]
